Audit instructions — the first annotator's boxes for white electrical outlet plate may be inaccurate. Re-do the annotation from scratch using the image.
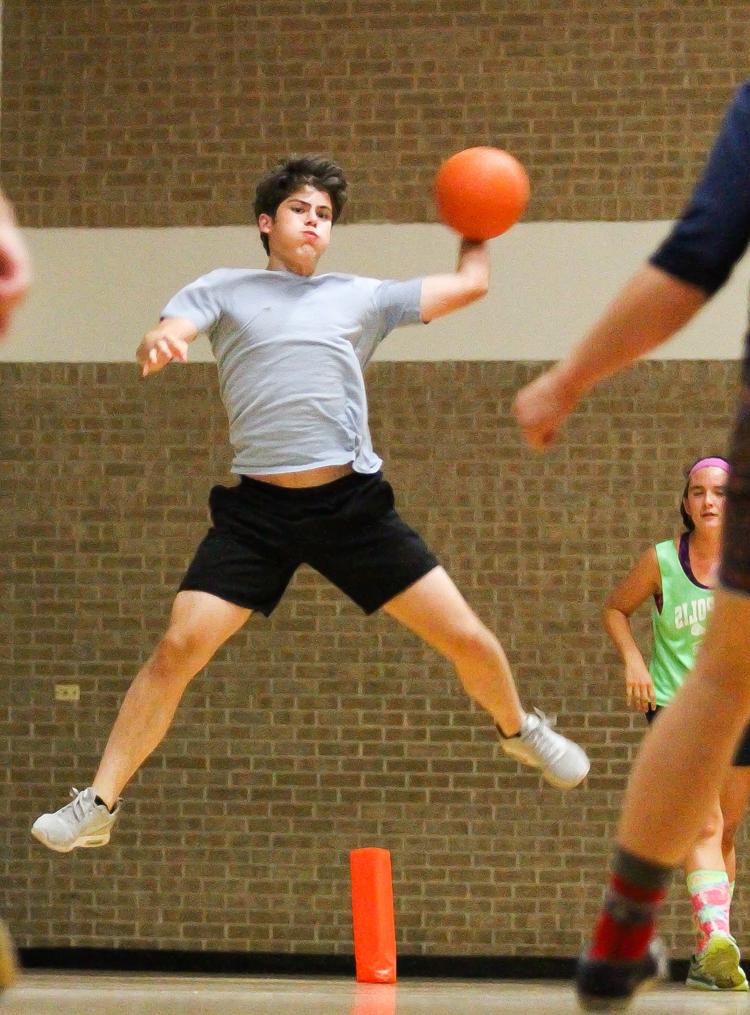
[54,683,80,702]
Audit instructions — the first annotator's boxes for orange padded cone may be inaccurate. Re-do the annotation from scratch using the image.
[350,847,397,983]
[350,983,397,1015]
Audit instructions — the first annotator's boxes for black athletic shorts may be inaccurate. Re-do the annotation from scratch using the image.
[645,705,750,767]
[179,470,439,616]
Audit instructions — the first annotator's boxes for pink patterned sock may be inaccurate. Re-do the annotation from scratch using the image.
[686,870,731,953]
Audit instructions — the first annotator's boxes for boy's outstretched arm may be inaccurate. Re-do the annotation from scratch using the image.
[512,263,707,450]
[420,239,489,322]
[136,316,199,377]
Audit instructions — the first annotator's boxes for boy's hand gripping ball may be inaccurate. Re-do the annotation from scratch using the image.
[434,146,530,240]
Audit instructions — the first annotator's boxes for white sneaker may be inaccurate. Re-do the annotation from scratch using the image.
[31,787,120,853]
[498,708,590,789]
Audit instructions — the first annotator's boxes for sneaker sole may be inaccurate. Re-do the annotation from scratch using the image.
[577,939,668,1011]
[542,757,591,791]
[501,748,591,790]
[577,974,658,1012]
[30,827,111,853]
[701,935,743,988]
[686,975,723,991]
[686,977,749,992]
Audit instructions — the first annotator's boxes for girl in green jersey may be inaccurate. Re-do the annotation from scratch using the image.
[604,457,750,992]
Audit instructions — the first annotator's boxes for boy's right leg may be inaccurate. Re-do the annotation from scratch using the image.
[31,591,250,852]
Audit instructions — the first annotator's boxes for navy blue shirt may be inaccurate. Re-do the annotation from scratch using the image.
[650,81,750,296]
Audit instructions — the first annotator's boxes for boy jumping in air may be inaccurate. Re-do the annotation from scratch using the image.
[32,156,589,853]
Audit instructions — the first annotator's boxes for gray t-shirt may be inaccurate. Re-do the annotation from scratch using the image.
[161,268,423,475]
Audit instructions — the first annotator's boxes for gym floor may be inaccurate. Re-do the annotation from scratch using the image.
[3,972,748,1014]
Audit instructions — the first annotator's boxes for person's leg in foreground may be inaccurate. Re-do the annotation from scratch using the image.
[577,389,750,1010]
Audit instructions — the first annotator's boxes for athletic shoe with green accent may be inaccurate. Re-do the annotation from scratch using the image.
[31,787,121,853]
[0,920,18,992]
[498,708,590,790]
[686,932,748,991]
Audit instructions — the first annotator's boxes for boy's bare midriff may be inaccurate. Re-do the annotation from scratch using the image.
[247,462,354,488]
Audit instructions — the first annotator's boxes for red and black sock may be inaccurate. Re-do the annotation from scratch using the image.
[589,849,671,962]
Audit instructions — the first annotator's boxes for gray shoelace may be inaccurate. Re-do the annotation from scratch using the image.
[63,787,89,823]
[523,709,564,759]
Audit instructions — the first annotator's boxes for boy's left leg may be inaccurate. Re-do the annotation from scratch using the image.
[380,566,589,789]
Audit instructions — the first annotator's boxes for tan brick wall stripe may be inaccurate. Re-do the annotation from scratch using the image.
[2,223,749,363]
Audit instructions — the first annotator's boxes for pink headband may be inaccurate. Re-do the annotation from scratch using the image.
[689,457,730,477]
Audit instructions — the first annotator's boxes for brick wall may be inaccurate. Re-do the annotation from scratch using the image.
[4,0,750,962]
[2,0,748,227]
[2,361,745,956]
